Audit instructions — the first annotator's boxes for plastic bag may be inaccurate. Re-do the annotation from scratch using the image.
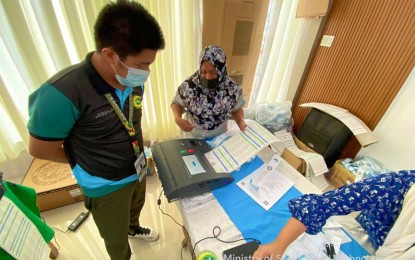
[340,156,389,180]
[255,101,293,133]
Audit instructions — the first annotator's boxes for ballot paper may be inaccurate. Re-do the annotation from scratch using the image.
[0,196,50,260]
[274,130,330,190]
[236,154,294,210]
[205,120,284,173]
[300,103,379,142]
[274,130,328,176]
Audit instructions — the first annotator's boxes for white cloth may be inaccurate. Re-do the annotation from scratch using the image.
[376,184,415,259]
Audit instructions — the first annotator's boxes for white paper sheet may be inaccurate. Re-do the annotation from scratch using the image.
[236,154,294,210]
[283,232,348,260]
[274,130,329,176]
[274,129,330,190]
[323,218,352,245]
[205,120,284,173]
[300,103,368,135]
[0,197,50,260]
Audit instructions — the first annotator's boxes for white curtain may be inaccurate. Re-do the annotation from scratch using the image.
[248,0,321,107]
[0,0,201,163]
[139,0,202,141]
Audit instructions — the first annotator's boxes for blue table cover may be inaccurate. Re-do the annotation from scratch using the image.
[212,156,370,258]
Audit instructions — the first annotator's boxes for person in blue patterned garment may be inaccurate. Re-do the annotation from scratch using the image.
[171,45,247,138]
[253,170,415,259]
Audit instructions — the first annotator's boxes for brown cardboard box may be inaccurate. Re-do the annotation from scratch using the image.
[22,159,84,211]
[281,134,319,176]
[146,157,156,176]
[281,148,306,174]
[325,160,355,188]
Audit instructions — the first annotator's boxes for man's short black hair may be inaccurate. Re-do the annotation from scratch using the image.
[94,1,165,59]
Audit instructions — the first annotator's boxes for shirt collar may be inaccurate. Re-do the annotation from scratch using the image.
[84,52,115,95]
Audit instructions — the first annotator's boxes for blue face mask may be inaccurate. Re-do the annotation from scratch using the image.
[112,55,150,87]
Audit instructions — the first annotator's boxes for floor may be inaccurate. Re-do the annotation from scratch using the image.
[40,175,193,260]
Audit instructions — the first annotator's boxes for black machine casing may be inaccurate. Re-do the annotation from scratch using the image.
[297,108,353,168]
[151,138,234,202]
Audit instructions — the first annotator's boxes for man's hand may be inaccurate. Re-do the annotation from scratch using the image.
[28,136,68,163]
[175,118,195,132]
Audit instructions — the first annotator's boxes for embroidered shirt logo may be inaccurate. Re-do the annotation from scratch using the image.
[133,95,142,109]
[95,109,113,119]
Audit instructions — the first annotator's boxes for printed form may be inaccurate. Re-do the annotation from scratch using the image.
[237,154,294,210]
[0,196,50,260]
[205,120,283,173]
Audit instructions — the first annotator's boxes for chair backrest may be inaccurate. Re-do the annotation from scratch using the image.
[297,108,353,168]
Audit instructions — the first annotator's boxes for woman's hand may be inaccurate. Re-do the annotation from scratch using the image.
[236,119,247,131]
[252,242,283,260]
[253,218,306,260]
[175,118,195,132]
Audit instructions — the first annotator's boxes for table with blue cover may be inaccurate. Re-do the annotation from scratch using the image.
[178,147,375,260]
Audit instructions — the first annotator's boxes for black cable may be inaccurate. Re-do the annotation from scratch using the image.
[157,189,189,260]
[51,226,70,234]
[157,190,186,228]
[51,235,61,250]
[192,226,261,257]
[157,189,261,259]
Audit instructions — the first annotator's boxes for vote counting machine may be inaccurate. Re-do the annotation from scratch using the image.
[151,138,233,202]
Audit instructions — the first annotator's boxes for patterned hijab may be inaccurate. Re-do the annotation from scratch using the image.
[177,45,242,130]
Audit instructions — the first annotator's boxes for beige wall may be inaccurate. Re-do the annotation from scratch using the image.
[292,0,415,159]
[202,0,226,47]
[202,0,269,103]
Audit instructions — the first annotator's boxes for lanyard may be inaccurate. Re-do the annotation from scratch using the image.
[104,93,140,154]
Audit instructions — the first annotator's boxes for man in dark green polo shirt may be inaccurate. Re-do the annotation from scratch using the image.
[27,2,165,259]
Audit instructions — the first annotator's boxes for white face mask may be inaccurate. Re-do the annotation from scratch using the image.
[112,55,150,87]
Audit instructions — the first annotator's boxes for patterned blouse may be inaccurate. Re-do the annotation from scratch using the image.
[173,45,243,131]
[288,170,415,249]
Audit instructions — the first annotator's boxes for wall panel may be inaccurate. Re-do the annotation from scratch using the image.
[292,0,415,159]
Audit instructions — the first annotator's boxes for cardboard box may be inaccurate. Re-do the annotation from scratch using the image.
[281,148,306,174]
[22,159,84,211]
[325,160,355,188]
[281,134,319,176]
[146,157,156,176]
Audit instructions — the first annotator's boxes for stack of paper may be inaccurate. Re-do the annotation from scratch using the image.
[205,120,284,173]
[300,103,379,147]
[274,130,329,190]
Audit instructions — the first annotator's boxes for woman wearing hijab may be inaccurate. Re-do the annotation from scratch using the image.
[171,45,247,138]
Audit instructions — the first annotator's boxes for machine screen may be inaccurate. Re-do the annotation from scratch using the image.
[182,155,206,175]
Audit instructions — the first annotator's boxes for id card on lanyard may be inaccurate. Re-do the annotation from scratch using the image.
[105,93,147,181]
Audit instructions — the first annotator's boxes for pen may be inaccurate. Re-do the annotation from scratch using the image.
[330,243,336,257]
[325,244,334,259]
[325,244,332,258]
